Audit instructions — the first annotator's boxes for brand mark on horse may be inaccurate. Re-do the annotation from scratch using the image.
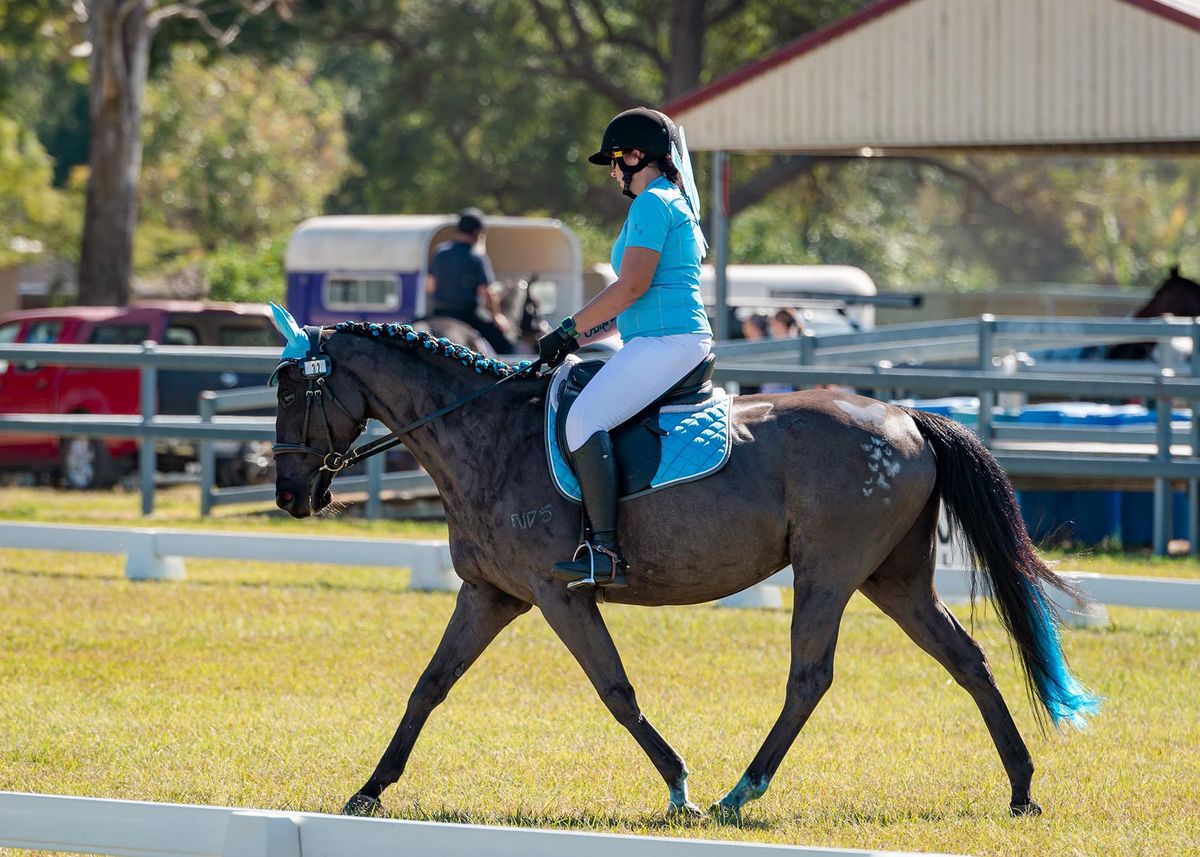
[511,505,553,530]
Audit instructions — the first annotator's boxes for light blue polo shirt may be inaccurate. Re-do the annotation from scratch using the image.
[611,177,711,340]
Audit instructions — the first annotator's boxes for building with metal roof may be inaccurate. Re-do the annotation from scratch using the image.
[662,0,1200,334]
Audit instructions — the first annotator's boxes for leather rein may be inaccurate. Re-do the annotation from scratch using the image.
[270,326,534,473]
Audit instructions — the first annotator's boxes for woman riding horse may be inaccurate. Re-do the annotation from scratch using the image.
[535,107,711,591]
[268,109,1100,822]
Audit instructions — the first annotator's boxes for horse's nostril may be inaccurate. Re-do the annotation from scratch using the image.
[277,490,294,504]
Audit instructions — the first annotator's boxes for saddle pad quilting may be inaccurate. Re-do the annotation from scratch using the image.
[651,400,732,489]
[545,360,732,502]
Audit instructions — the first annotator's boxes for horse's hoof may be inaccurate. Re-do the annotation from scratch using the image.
[666,800,704,819]
[343,793,381,816]
[1010,799,1043,817]
[709,801,742,825]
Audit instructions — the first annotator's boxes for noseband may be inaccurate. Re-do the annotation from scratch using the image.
[271,325,533,473]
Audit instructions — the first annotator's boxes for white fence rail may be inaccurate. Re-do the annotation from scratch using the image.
[2,522,1198,624]
[0,791,960,857]
[0,522,459,590]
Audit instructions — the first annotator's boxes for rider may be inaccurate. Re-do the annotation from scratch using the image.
[426,207,516,356]
[536,107,711,590]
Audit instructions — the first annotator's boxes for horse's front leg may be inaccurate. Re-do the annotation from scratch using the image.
[711,579,850,822]
[344,580,531,816]
[536,585,699,817]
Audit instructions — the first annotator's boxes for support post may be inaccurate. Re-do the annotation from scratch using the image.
[199,392,216,517]
[1191,319,1200,556]
[366,444,383,520]
[139,341,158,516]
[977,315,995,447]
[710,150,730,341]
[1153,373,1173,557]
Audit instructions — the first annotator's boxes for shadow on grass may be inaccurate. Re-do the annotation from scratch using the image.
[0,563,422,598]
[360,801,999,833]
[378,805,721,832]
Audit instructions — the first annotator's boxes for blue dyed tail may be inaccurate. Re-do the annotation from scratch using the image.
[906,408,1103,729]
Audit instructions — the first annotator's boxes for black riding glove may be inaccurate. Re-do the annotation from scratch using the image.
[535,323,579,371]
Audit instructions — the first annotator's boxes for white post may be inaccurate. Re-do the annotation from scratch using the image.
[124,531,186,581]
[408,543,461,592]
[221,812,302,857]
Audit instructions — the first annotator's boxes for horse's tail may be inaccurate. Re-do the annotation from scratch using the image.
[904,407,1102,729]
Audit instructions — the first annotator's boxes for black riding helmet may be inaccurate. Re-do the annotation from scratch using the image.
[589,107,675,198]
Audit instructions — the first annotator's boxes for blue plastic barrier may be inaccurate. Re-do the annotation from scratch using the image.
[903,398,1193,546]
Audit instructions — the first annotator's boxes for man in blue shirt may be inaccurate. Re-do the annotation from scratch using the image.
[426,208,515,355]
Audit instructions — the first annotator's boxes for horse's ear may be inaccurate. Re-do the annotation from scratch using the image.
[1169,265,1181,278]
[270,301,309,359]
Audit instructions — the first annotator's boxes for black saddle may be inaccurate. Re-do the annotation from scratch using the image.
[554,354,716,497]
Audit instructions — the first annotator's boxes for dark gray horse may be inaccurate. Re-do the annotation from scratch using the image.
[271,321,1099,821]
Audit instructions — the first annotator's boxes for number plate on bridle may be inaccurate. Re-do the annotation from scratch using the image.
[302,356,331,378]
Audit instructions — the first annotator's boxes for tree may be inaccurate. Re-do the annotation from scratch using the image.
[288,0,867,228]
[0,117,65,268]
[140,49,349,250]
[76,0,291,306]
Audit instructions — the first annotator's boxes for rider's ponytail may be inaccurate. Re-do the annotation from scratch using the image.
[654,155,684,192]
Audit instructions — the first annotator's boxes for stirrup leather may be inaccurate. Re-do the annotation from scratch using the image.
[563,541,627,590]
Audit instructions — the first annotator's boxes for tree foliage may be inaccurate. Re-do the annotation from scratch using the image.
[8,0,1200,303]
[0,117,67,268]
[141,49,350,251]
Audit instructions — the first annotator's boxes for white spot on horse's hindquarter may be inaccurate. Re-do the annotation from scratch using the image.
[835,399,888,428]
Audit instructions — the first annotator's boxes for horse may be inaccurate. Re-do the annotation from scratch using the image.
[1107,266,1200,360]
[269,317,1100,821]
[418,275,550,356]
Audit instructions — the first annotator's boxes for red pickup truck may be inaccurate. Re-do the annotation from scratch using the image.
[0,301,282,488]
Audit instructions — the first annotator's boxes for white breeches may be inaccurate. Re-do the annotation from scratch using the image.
[565,333,713,452]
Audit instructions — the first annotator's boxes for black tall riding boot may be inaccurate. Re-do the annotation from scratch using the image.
[551,431,627,589]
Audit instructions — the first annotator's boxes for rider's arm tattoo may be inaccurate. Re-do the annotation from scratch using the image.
[583,319,615,338]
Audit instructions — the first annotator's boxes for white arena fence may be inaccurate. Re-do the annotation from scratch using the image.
[2,522,1199,626]
[0,792,963,857]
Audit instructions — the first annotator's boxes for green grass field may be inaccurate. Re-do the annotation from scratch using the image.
[2,486,1199,856]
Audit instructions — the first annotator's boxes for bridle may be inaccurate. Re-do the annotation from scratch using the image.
[270,325,533,473]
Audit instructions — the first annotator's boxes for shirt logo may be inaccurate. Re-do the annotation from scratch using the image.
[634,224,645,236]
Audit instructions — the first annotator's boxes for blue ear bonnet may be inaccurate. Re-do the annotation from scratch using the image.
[270,301,310,360]
[269,303,331,386]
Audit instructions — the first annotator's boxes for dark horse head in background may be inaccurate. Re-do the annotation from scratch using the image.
[1108,266,1200,360]
[268,312,1100,822]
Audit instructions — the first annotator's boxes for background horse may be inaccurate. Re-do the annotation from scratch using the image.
[1107,266,1200,360]
[271,320,1099,820]
[417,275,550,356]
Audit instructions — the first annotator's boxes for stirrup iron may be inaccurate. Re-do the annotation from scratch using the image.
[563,541,626,590]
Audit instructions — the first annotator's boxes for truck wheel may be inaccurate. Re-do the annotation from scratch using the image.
[59,437,119,490]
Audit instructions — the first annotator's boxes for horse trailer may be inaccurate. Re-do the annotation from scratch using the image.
[284,215,584,328]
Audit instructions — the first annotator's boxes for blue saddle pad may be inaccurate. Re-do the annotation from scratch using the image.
[545,360,733,502]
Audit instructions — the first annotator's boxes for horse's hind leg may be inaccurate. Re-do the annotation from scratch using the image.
[712,575,851,821]
[344,580,531,816]
[536,585,699,816]
[859,500,1040,816]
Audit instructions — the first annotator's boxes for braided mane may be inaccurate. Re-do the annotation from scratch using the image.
[332,321,528,378]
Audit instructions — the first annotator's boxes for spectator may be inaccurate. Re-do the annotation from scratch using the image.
[770,307,802,339]
[762,307,803,394]
[741,312,770,341]
[426,208,516,355]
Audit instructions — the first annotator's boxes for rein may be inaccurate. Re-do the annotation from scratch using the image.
[271,326,535,473]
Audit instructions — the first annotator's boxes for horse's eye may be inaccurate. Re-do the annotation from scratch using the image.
[281,392,296,407]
